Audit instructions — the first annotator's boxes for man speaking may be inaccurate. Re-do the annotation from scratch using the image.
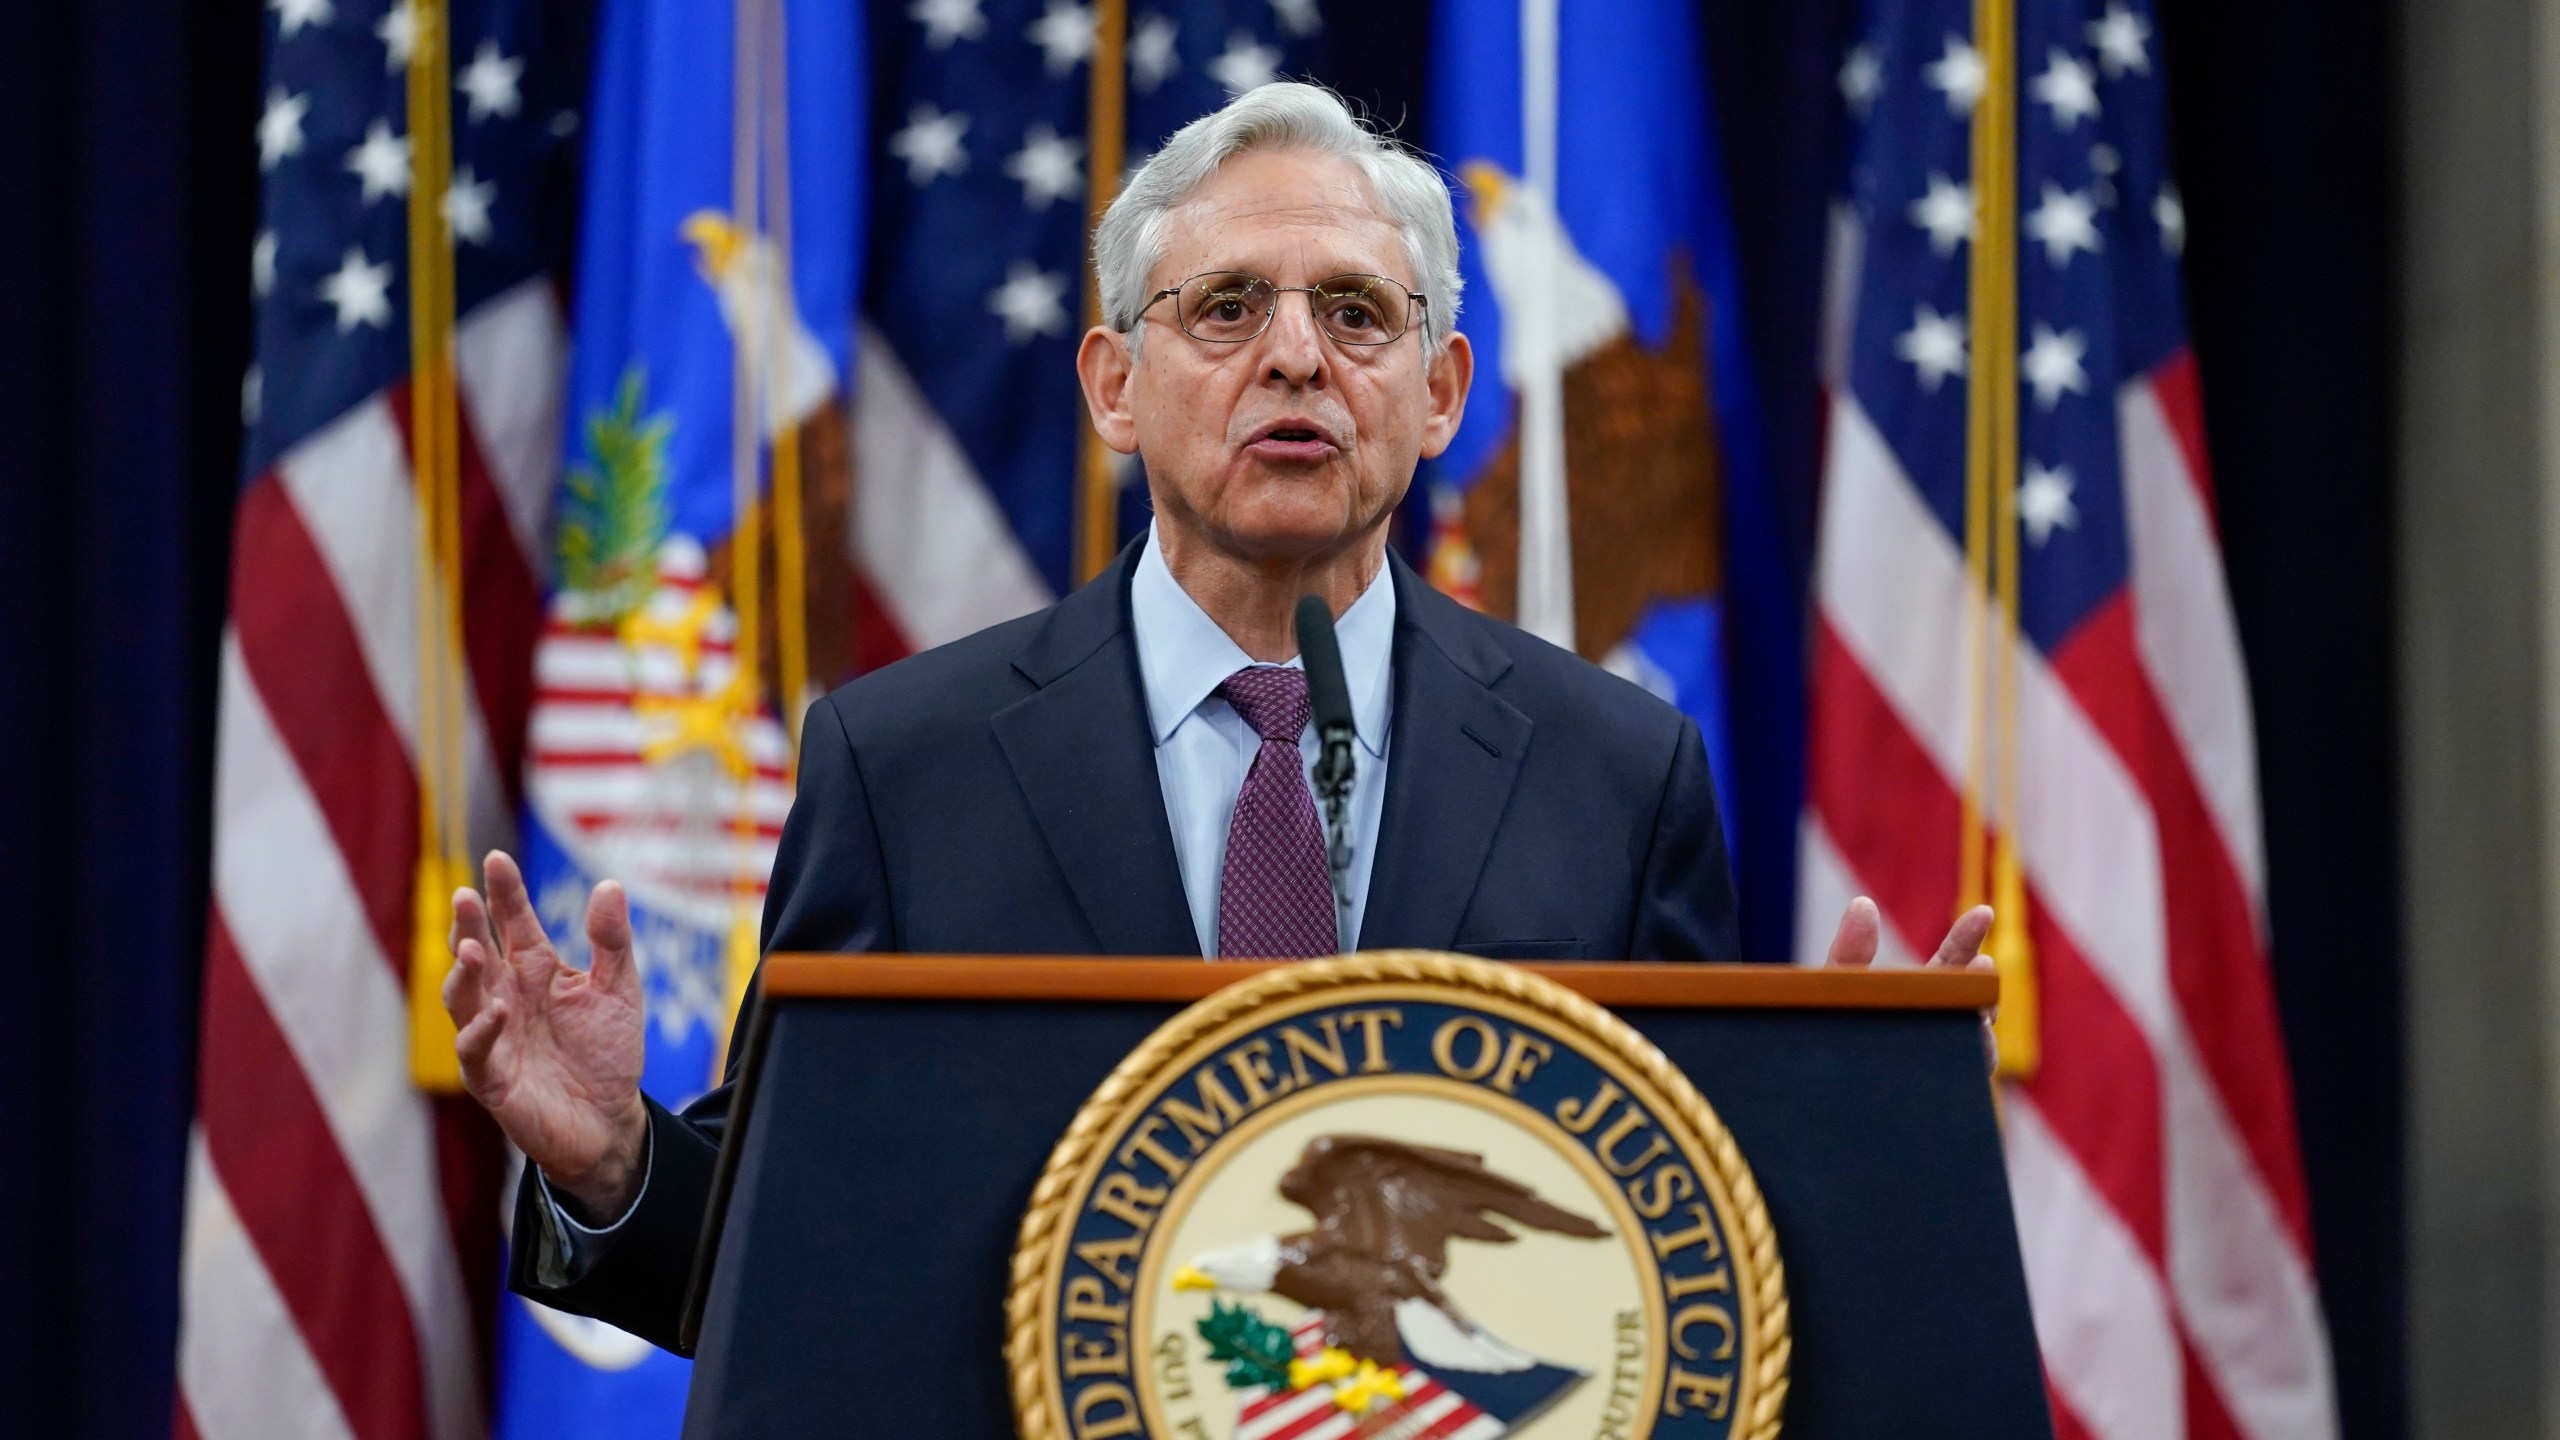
[441,82,1990,1352]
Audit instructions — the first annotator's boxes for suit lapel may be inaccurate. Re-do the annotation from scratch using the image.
[991,542,1199,957]
[1357,557,1532,950]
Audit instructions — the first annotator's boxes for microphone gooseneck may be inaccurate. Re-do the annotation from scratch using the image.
[1293,595,1357,929]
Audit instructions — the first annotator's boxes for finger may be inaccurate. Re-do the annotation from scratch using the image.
[1825,896,1881,969]
[450,886,500,966]
[1930,905,1996,969]
[442,935,492,1023]
[446,889,498,1010]
[481,850,557,973]
[586,880,639,994]
[455,999,507,1081]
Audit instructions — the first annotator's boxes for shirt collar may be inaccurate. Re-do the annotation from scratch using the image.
[1131,523,1395,758]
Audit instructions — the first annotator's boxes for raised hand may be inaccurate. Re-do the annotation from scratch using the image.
[1823,896,1995,972]
[443,850,650,1222]
[1827,897,1999,1071]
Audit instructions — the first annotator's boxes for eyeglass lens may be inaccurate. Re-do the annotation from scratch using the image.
[1176,273,1412,345]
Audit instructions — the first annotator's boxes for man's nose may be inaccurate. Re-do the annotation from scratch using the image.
[1259,292,1328,386]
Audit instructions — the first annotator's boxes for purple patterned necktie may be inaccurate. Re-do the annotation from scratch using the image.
[1215,666,1339,959]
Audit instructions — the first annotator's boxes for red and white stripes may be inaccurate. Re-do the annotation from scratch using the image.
[1230,1314,1505,1440]
[176,281,562,1440]
[524,581,794,927]
[849,326,1054,659]
[1800,374,2337,1440]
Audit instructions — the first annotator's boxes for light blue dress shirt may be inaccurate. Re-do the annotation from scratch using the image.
[1130,525,1394,957]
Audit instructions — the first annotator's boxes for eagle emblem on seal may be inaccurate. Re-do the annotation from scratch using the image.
[1011,956,1788,1440]
[1173,1136,1608,1437]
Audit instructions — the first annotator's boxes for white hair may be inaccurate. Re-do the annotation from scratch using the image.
[1095,82,1463,356]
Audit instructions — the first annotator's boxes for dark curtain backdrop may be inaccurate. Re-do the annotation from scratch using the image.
[0,0,2400,1436]
[0,0,257,1435]
[2150,1,2404,1436]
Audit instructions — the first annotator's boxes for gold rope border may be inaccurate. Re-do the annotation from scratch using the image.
[1003,951,1791,1440]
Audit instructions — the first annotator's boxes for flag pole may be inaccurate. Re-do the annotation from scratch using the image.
[1962,0,2038,1077]
[407,0,470,1092]
[718,0,775,1080]
[762,0,810,751]
[1075,0,1130,586]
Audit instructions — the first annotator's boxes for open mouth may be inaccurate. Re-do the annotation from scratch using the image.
[1246,420,1339,457]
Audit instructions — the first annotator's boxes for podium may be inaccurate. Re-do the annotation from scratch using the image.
[679,955,2051,1440]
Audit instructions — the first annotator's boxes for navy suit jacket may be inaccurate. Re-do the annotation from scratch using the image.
[508,539,1740,1350]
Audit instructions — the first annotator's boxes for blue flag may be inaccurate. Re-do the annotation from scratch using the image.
[1426,0,1799,954]
[493,0,862,1434]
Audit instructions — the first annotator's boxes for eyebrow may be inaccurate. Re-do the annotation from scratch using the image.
[1183,263,1401,283]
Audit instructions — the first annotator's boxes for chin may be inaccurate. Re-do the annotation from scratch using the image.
[1217,487,1365,557]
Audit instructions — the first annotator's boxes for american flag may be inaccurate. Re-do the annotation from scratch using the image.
[1800,2,2338,1438]
[1230,1314,1505,1440]
[851,0,1325,660]
[177,1,573,1436]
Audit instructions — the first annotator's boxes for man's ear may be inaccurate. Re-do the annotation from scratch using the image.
[1077,327,1141,454]
[1417,330,1474,460]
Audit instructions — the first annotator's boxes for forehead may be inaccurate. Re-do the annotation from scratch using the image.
[1151,148,1408,285]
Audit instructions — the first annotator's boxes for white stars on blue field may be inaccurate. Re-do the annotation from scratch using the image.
[1836,0,2195,651]
[244,0,571,478]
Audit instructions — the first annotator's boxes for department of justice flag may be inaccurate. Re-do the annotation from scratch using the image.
[495,1,862,1436]
[1425,0,1797,949]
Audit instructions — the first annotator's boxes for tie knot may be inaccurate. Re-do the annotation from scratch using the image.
[1217,666,1312,743]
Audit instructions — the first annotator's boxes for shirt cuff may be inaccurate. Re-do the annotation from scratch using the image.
[536,1121,654,1237]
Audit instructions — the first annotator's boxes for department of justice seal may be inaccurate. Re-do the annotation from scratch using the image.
[1008,953,1789,1440]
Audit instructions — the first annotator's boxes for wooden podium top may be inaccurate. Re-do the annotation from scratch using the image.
[759,954,1997,1010]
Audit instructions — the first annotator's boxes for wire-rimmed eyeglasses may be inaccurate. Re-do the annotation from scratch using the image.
[1135,271,1428,347]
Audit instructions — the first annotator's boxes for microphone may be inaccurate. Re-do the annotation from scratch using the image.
[1293,595,1357,922]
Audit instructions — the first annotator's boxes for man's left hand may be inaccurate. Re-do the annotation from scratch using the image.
[1823,896,1995,973]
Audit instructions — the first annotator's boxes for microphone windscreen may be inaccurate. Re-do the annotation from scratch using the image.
[1294,594,1355,734]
